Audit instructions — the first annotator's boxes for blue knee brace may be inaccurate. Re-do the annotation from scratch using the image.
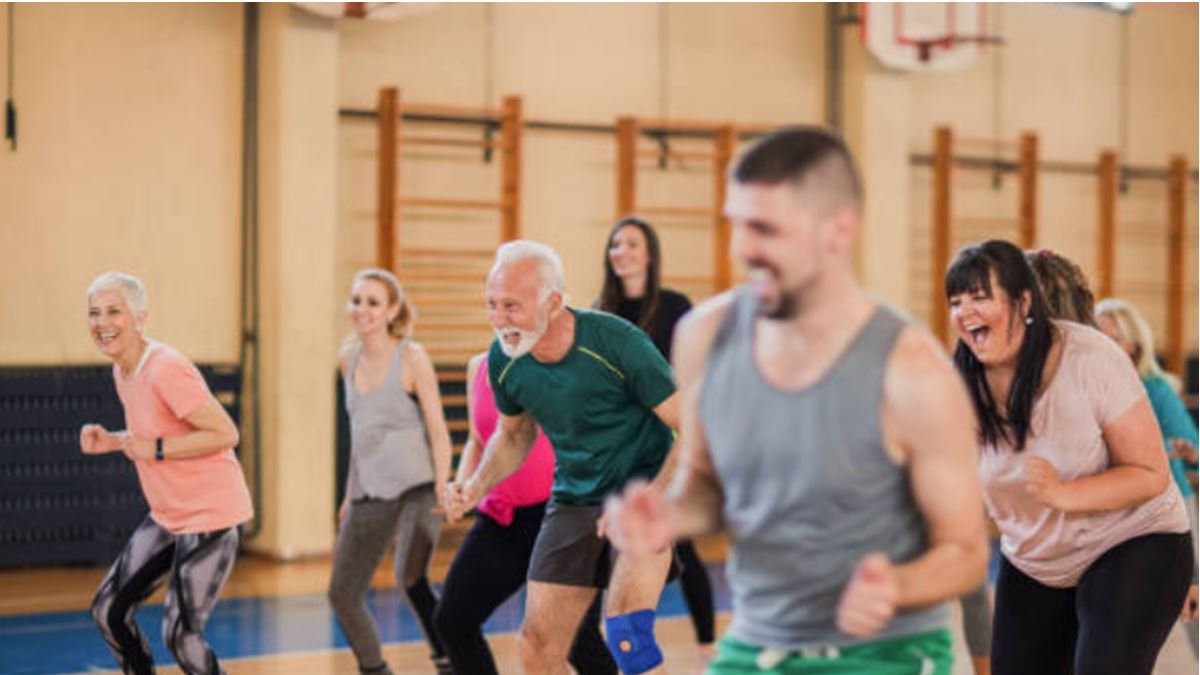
[604,610,663,674]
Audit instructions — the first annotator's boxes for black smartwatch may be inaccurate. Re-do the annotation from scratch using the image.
[155,437,164,462]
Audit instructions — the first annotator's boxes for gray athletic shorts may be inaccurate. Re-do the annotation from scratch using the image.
[527,501,612,589]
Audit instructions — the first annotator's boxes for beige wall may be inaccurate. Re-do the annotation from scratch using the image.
[904,4,1198,347]
[0,3,243,365]
[334,3,826,341]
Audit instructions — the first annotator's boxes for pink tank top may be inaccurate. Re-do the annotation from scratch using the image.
[473,356,554,525]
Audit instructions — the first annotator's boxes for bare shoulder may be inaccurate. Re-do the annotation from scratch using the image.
[886,324,972,419]
[672,290,738,376]
[466,352,486,384]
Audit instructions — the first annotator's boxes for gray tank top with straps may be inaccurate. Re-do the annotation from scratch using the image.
[698,288,949,649]
[343,340,435,501]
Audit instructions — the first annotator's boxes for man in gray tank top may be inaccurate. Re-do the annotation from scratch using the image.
[604,127,988,674]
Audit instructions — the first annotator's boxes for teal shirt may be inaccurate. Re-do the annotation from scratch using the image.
[489,308,676,506]
[1143,374,1199,498]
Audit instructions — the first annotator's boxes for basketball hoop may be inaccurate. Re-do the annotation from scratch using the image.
[291,2,439,21]
[862,2,1004,73]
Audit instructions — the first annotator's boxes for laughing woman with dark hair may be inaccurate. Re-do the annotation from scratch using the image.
[595,216,716,672]
[944,239,1192,675]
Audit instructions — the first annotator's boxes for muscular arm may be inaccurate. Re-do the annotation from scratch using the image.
[885,327,988,609]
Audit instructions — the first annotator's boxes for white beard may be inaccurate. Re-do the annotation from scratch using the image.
[496,326,543,358]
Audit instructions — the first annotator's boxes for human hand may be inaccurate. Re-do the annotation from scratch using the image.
[1024,456,1064,509]
[337,500,350,529]
[79,424,124,455]
[1168,439,1199,465]
[601,480,673,558]
[836,553,898,638]
[443,480,482,523]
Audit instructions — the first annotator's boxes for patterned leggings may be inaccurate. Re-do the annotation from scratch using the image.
[91,515,240,675]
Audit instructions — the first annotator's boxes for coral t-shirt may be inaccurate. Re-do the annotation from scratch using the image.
[113,342,253,534]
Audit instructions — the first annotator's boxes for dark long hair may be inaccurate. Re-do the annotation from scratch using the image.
[595,216,663,333]
[945,240,1054,451]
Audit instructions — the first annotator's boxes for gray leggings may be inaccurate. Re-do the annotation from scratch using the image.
[91,515,240,675]
[328,484,443,671]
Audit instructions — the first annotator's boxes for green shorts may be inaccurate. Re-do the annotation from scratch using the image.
[707,629,953,675]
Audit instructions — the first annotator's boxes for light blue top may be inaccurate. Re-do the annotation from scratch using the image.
[1143,374,1199,499]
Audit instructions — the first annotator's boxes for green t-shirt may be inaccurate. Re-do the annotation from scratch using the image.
[489,308,676,506]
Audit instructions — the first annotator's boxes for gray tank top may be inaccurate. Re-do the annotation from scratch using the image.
[343,341,435,501]
[698,289,949,649]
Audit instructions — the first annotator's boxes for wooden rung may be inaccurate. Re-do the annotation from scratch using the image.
[442,394,467,407]
[733,123,778,136]
[403,247,497,259]
[638,204,714,217]
[634,118,726,133]
[636,148,716,161]
[437,369,468,383]
[955,136,1020,151]
[399,270,488,283]
[447,419,470,432]
[400,135,502,150]
[411,295,486,308]
[419,320,492,331]
[400,102,500,119]
[399,196,506,210]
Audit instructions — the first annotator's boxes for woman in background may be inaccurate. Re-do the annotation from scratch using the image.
[595,216,716,672]
[1095,297,1199,655]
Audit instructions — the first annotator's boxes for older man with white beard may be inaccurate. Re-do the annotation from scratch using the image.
[445,240,680,675]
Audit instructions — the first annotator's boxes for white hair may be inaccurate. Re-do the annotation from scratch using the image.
[87,271,148,314]
[493,240,566,301]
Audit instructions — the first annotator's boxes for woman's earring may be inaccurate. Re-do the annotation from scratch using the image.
[1024,316,1033,325]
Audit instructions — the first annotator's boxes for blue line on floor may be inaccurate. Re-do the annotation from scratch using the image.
[0,563,732,675]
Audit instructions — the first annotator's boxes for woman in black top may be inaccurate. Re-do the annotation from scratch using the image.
[596,215,716,671]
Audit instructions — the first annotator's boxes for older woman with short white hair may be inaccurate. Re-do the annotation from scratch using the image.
[81,271,252,675]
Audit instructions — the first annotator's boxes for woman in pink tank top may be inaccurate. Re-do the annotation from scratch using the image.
[432,352,615,675]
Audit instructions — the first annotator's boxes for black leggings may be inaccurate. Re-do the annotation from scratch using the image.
[673,539,716,645]
[992,531,1193,675]
[434,503,615,675]
[91,515,240,675]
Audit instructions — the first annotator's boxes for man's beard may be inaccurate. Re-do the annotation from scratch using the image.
[495,309,550,358]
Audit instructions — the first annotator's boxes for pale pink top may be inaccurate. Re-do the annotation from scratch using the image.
[113,342,254,534]
[472,356,554,526]
[980,321,1189,587]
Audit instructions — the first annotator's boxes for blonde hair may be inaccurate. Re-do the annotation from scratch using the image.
[340,268,417,360]
[86,271,148,314]
[1095,297,1180,391]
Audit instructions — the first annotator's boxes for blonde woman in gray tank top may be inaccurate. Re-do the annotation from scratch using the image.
[328,269,455,675]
